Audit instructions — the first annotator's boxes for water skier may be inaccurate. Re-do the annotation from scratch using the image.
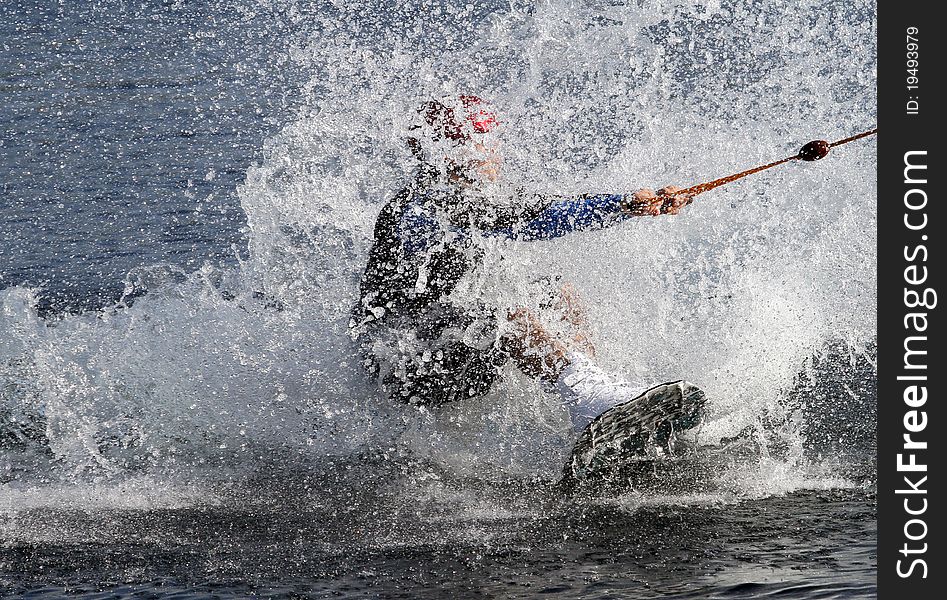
[351,96,699,434]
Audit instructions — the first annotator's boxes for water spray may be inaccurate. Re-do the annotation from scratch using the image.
[678,128,878,199]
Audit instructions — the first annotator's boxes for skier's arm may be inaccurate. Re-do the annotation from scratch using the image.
[493,186,692,241]
[506,194,627,241]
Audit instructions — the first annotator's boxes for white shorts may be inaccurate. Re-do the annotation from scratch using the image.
[555,353,648,433]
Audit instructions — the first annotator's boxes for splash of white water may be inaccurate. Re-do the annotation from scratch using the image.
[1,0,876,508]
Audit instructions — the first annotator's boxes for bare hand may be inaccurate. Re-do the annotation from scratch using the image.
[623,186,693,216]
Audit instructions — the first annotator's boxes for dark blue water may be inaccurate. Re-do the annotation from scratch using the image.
[1,0,301,313]
[1,1,877,598]
[3,485,875,599]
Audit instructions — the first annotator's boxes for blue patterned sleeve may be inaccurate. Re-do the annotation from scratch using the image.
[491,194,629,241]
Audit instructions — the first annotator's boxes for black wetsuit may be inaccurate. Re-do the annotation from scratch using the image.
[353,179,632,406]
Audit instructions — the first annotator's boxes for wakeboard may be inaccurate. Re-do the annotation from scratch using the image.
[561,380,707,489]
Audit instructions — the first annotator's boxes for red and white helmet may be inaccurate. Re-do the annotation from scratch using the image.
[408,95,500,161]
[420,95,499,140]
